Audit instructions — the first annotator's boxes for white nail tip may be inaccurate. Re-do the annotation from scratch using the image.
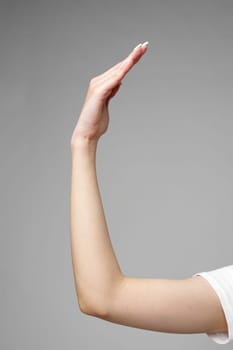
[141,41,149,47]
[133,43,142,51]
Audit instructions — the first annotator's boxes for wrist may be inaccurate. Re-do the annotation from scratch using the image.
[71,136,98,156]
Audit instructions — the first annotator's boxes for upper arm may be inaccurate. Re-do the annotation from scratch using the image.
[100,274,228,336]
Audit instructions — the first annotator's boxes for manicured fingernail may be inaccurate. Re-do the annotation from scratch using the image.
[133,43,142,51]
[141,41,149,47]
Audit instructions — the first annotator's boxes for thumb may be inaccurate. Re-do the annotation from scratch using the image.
[106,82,122,105]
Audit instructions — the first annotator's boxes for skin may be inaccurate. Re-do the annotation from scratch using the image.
[70,43,228,337]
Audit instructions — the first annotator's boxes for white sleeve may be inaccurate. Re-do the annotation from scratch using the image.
[192,265,233,345]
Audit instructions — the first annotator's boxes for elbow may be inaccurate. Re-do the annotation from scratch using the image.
[79,302,93,316]
[77,294,109,319]
[75,274,125,318]
[73,282,103,316]
[76,293,94,315]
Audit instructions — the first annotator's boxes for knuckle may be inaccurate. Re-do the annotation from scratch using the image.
[88,78,100,94]
[90,76,99,85]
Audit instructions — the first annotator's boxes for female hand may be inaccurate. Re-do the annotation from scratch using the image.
[71,41,149,146]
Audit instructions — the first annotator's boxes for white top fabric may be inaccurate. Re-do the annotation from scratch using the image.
[192,265,233,344]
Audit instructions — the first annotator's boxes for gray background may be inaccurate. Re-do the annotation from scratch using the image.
[1,0,233,348]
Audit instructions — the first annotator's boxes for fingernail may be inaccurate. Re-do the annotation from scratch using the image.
[133,43,142,51]
[141,41,149,47]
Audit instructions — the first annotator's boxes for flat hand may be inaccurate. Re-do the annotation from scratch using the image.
[71,42,149,145]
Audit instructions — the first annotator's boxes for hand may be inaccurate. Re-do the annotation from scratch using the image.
[71,41,149,146]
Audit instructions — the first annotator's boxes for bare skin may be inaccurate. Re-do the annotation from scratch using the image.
[70,42,228,337]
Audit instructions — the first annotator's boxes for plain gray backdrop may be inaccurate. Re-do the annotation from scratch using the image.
[1,0,233,348]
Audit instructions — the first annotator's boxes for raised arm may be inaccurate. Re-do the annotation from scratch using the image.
[69,43,228,337]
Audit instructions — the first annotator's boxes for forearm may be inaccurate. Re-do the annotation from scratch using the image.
[70,138,124,316]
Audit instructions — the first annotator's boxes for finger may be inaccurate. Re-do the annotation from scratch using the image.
[98,43,148,91]
[123,41,149,65]
[120,42,149,77]
[100,42,148,80]
[106,82,122,106]
[92,42,148,100]
[103,42,147,77]
[108,82,122,99]
[96,42,148,92]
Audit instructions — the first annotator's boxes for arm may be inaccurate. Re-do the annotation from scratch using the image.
[70,139,227,335]
[70,42,148,316]
[103,274,228,335]
[70,42,228,336]
[70,137,124,316]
